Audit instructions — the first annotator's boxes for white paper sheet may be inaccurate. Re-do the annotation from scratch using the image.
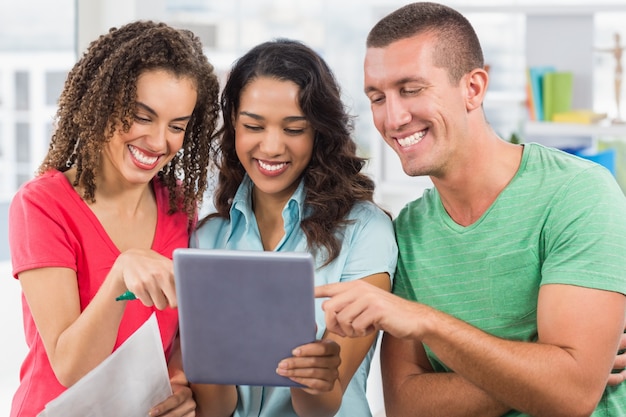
[37,313,172,417]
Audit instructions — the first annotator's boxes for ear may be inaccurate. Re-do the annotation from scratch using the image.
[464,68,489,111]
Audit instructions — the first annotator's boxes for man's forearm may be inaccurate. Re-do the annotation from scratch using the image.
[385,371,509,417]
[418,302,614,417]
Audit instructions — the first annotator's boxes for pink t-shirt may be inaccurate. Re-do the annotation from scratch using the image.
[9,170,190,417]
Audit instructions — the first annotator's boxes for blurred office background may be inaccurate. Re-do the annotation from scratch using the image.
[1,1,625,415]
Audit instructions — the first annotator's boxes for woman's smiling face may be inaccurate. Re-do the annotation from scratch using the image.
[234,76,314,204]
[101,69,198,186]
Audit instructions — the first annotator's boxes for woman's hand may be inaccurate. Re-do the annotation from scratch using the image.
[111,248,177,309]
[149,381,196,417]
[276,339,341,395]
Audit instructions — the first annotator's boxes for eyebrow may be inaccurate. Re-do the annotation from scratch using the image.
[364,76,429,94]
[239,111,307,123]
[137,102,192,122]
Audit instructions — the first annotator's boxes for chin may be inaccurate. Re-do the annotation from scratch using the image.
[402,165,428,177]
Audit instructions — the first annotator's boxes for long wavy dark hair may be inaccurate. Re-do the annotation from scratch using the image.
[38,20,221,219]
[204,39,377,265]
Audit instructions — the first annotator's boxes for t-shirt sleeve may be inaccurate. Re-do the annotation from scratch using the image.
[392,252,415,301]
[541,165,626,294]
[391,206,419,301]
[339,203,398,283]
[9,181,79,278]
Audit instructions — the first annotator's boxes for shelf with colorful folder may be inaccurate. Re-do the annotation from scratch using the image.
[524,121,626,139]
[525,66,578,122]
[523,121,626,190]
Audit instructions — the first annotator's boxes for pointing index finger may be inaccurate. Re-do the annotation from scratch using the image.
[314,282,344,298]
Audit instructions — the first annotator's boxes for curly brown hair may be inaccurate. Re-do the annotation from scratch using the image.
[39,20,220,219]
[204,39,377,265]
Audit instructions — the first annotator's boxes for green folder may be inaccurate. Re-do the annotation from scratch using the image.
[542,71,573,122]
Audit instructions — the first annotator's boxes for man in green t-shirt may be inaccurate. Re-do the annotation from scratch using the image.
[317,2,626,416]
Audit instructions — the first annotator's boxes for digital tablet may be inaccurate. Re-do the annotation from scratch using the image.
[173,248,316,387]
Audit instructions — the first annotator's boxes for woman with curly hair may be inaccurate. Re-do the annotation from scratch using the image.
[191,39,398,417]
[8,21,220,417]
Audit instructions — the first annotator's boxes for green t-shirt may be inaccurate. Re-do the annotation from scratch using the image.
[393,143,626,416]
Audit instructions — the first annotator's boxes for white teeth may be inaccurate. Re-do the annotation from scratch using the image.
[258,160,287,171]
[129,145,158,165]
[397,130,426,148]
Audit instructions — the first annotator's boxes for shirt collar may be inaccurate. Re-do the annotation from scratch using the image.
[227,175,307,239]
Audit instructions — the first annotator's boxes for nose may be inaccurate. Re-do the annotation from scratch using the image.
[145,123,169,152]
[385,95,412,131]
[258,128,285,156]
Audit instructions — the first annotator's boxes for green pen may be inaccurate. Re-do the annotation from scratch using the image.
[115,290,137,301]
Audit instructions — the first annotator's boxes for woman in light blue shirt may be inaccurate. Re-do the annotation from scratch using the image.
[190,39,397,417]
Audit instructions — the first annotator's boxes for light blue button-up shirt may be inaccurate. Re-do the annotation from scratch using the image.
[192,175,398,417]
